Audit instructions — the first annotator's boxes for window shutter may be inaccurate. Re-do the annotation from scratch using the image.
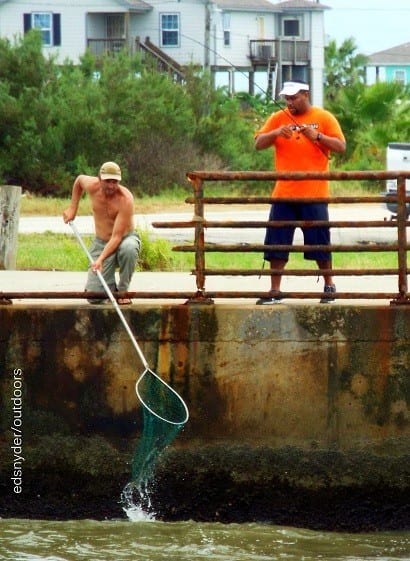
[53,14,61,46]
[23,13,31,33]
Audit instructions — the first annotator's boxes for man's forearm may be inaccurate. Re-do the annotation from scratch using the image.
[255,131,277,150]
[94,235,122,268]
[317,133,346,154]
[63,177,84,223]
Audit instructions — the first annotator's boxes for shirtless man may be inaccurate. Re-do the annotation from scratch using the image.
[63,161,140,304]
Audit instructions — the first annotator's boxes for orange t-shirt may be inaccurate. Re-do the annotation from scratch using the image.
[255,106,345,198]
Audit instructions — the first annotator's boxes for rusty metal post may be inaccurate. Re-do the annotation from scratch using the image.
[187,175,212,303]
[392,176,409,304]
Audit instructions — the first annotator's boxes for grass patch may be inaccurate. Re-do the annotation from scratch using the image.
[19,190,191,217]
[16,186,399,274]
[16,231,195,272]
[17,233,93,271]
[202,251,403,271]
[19,180,381,217]
[16,232,404,273]
[20,194,92,217]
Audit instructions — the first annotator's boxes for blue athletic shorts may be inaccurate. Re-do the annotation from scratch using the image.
[263,202,331,262]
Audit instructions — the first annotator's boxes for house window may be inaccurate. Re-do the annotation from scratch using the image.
[223,13,230,47]
[283,18,300,37]
[393,69,406,85]
[160,13,179,47]
[23,13,61,46]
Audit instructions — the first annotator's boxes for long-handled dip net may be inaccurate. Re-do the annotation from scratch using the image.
[69,222,189,515]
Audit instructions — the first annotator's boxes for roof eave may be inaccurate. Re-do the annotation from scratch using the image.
[117,0,153,12]
[273,0,331,11]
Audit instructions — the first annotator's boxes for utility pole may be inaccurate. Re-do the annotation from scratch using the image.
[204,0,211,70]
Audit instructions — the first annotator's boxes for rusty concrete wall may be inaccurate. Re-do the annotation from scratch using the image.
[0,304,409,527]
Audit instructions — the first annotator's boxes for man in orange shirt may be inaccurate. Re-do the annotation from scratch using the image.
[255,80,346,303]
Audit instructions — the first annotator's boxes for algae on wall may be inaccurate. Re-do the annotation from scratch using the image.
[0,303,409,526]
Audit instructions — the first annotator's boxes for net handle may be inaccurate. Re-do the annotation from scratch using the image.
[136,367,190,425]
[69,220,149,369]
[69,221,189,424]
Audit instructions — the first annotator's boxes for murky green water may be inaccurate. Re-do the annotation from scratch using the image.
[0,517,409,561]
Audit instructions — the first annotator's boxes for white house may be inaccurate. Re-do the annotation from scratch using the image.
[0,0,329,104]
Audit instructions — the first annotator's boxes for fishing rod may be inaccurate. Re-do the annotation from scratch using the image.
[181,32,330,156]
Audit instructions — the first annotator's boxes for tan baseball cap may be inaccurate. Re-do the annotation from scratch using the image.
[99,161,121,181]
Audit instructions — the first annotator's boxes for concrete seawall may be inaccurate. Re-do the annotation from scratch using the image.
[0,303,409,530]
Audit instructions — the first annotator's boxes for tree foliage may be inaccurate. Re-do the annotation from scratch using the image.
[0,32,259,195]
[324,39,410,172]
[0,32,409,196]
[324,38,368,102]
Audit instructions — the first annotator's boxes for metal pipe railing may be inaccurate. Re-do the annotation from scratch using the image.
[1,170,408,305]
[153,170,410,305]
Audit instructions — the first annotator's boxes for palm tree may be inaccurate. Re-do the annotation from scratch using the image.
[327,81,409,171]
[325,38,368,102]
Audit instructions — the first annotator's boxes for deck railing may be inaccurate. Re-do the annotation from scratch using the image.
[153,170,410,305]
[249,39,310,64]
[86,38,126,57]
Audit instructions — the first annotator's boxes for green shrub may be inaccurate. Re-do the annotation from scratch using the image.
[1,32,409,197]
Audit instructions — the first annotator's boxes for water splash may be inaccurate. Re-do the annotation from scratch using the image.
[121,480,155,522]
[123,369,188,524]
[122,375,187,524]
[124,504,154,522]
